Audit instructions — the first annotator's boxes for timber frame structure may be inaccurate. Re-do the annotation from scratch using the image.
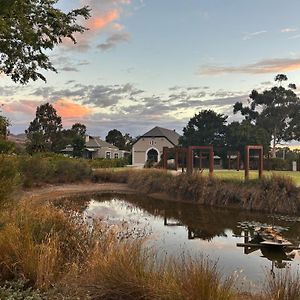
[163,145,214,176]
[227,151,241,171]
[244,145,264,180]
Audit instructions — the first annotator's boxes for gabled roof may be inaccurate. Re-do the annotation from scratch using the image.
[86,136,118,149]
[138,126,181,146]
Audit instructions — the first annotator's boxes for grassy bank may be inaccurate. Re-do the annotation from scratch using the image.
[1,153,299,214]
[1,199,300,299]
[93,169,300,215]
[202,169,300,186]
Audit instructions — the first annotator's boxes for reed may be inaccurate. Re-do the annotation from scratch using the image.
[262,269,300,300]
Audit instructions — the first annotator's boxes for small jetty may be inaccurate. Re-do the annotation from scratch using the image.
[236,227,299,276]
[237,227,295,249]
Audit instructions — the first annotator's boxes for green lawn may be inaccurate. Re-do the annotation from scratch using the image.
[200,169,300,186]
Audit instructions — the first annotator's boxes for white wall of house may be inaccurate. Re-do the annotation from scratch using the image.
[132,137,174,165]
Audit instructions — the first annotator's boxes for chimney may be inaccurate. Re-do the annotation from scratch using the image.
[85,135,90,143]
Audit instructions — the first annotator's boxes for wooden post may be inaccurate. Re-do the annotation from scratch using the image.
[209,147,214,176]
[187,146,193,174]
[245,145,263,180]
[245,146,250,180]
[199,152,202,170]
[237,152,240,171]
[163,147,168,169]
[258,149,263,179]
[228,153,231,170]
[175,148,179,171]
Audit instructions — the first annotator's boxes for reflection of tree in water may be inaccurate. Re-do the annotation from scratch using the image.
[188,227,227,241]
[56,192,300,250]
[88,193,300,245]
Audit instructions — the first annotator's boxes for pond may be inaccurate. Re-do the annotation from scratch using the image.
[78,193,300,289]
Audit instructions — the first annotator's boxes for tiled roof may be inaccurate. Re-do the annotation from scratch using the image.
[141,126,181,145]
[86,136,118,149]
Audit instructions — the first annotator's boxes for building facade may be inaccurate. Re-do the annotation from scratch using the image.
[62,135,128,159]
[84,136,128,159]
[132,126,180,166]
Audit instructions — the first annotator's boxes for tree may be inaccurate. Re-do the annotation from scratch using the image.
[0,0,90,84]
[179,110,228,149]
[71,123,86,137]
[233,74,300,157]
[70,123,86,157]
[123,133,134,151]
[72,135,85,157]
[0,115,9,139]
[225,121,271,155]
[106,129,126,149]
[57,123,87,156]
[26,103,62,152]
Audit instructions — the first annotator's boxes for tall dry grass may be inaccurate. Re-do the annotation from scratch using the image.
[262,269,300,300]
[0,199,237,299]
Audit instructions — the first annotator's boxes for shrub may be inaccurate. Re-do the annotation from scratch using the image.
[92,169,130,183]
[89,158,128,169]
[18,155,52,187]
[265,158,290,171]
[52,158,91,183]
[0,155,19,205]
[0,280,45,299]
[0,139,16,154]
[18,155,92,187]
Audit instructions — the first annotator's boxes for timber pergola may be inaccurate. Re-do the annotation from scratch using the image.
[187,146,214,176]
[227,151,241,171]
[163,145,214,176]
[162,146,188,171]
[244,145,264,180]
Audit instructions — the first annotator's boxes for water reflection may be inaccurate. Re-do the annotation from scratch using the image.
[61,193,300,288]
[237,229,300,278]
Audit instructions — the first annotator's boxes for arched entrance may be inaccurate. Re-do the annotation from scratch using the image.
[147,148,159,162]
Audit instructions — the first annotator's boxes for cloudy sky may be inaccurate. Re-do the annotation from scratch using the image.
[2,0,300,138]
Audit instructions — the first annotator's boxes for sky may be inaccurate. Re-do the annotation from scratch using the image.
[2,0,300,139]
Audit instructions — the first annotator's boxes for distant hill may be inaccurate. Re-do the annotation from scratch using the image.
[8,133,26,144]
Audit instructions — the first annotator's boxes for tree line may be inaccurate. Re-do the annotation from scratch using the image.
[0,2,299,158]
[1,74,300,158]
[180,74,300,158]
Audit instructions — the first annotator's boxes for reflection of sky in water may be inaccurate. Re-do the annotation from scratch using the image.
[84,197,300,290]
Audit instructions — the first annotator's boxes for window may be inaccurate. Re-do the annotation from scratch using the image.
[114,153,119,159]
[106,152,111,159]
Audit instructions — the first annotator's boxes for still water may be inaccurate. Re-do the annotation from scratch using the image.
[81,193,300,289]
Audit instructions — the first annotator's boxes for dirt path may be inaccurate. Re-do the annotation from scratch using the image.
[21,182,136,201]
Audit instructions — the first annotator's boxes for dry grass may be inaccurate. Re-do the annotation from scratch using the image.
[1,197,300,299]
[262,269,300,300]
[0,199,237,299]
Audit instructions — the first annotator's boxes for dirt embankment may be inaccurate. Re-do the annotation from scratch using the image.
[21,182,135,202]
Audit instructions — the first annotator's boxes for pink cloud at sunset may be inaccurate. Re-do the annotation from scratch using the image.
[87,9,119,31]
[3,100,42,115]
[53,99,92,119]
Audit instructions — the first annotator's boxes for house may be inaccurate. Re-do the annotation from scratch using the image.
[62,135,129,159]
[84,136,129,159]
[132,126,181,166]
